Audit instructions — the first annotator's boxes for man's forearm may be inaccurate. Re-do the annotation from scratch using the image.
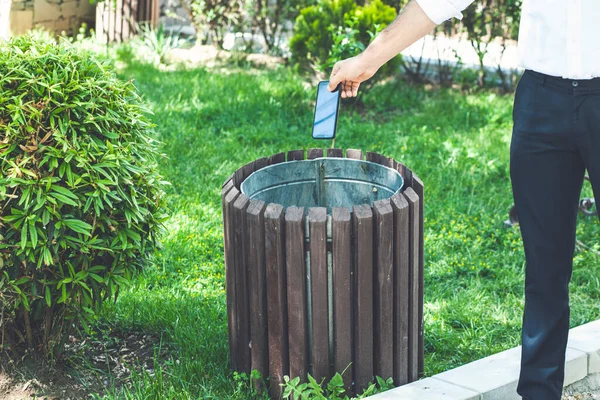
[363,0,437,71]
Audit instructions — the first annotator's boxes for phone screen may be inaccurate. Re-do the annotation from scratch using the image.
[312,81,341,140]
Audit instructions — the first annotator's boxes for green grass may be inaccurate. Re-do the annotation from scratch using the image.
[93,59,600,398]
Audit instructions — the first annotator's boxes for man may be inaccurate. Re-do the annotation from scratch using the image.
[329,1,600,399]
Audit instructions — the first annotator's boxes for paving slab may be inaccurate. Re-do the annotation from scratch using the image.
[433,346,522,400]
[568,320,600,375]
[565,347,589,386]
[430,345,587,399]
[365,377,481,400]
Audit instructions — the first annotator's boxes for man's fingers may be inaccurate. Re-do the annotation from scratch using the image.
[328,62,342,91]
[352,82,360,97]
[340,81,358,98]
[337,81,359,98]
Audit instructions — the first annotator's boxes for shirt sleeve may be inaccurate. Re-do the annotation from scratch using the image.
[414,0,476,24]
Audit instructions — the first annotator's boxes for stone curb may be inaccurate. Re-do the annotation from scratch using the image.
[366,319,600,400]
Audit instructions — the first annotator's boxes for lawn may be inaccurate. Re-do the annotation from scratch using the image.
[91,58,600,399]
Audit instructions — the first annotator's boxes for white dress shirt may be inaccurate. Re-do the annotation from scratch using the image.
[415,0,600,79]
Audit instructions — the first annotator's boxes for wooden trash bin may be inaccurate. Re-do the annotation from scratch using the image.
[221,148,424,398]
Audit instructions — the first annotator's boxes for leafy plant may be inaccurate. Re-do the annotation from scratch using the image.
[233,370,270,399]
[0,33,168,360]
[137,22,185,65]
[289,0,355,70]
[281,371,395,399]
[325,18,368,71]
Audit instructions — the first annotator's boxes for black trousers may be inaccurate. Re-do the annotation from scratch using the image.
[511,69,600,400]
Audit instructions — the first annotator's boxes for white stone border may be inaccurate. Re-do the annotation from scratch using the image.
[366,319,600,400]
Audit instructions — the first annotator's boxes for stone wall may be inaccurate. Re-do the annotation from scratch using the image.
[8,0,95,36]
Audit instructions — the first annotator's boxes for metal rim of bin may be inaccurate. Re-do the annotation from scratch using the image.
[221,148,424,399]
[240,157,404,212]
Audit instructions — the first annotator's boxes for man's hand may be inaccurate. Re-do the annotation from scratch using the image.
[326,0,438,98]
[328,54,378,98]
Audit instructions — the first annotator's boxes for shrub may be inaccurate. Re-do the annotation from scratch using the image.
[290,0,356,70]
[290,0,400,77]
[0,33,168,359]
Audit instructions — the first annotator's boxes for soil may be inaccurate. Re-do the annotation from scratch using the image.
[0,327,175,399]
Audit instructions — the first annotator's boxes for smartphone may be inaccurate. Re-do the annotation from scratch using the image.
[312,81,341,140]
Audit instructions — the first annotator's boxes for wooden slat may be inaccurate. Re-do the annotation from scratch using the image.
[242,160,256,183]
[108,1,115,42]
[233,193,251,373]
[264,203,288,399]
[234,169,244,189]
[346,149,363,160]
[352,204,374,392]
[285,206,308,381]
[373,199,394,381]
[287,149,305,161]
[390,193,410,385]
[332,207,353,392]
[411,174,425,378]
[247,199,268,383]
[222,173,234,188]
[308,207,330,384]
[366,151,383,165]
[327,148,344,158]
[133,0,141,22]
[137,0,146,22]
[222,179,234,197]
[403,187,420,381]
[130,0,138,35]
[399,164,413,190]
[103,3,109,42]
[121,0,131,39]
[223,187,240,370]
[269,152,286,165]
[96,2,104,41]
[307,148,324,159]
[115,0,123,41]
[234,160,255,188]
[380,154,393,168]
[254,156,269,172]
[151,0,159,25]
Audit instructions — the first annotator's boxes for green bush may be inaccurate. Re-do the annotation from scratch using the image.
[0,33,168,359]
[290,0,399,75]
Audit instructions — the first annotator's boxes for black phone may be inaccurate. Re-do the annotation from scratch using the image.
[312,81,341,140]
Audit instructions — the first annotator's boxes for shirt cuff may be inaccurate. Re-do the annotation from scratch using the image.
[415,0,464,24]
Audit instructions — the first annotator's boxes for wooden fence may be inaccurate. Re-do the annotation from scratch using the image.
[221,148,424,399]
[95,0,159,43]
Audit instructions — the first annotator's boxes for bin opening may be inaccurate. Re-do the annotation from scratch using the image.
[241,157,404,212]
